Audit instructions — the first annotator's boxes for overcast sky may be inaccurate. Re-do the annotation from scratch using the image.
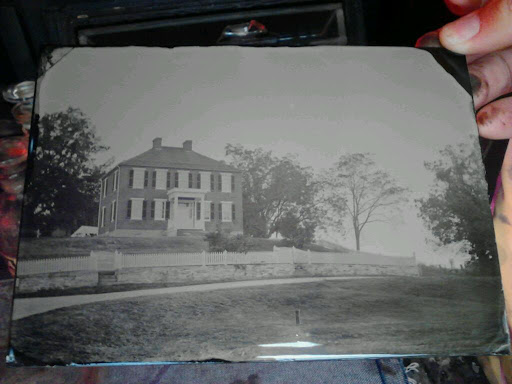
[38,46,483,264]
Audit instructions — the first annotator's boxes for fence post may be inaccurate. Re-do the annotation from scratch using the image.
[308,249,312,264]
[202,250,206,267]
[114,250,122,270]
[89,251,98,271]
[223,250,228,265]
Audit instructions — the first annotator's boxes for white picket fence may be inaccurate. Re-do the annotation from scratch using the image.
[16,256,97,276]
[120,249,291,268]
[16,246,416,275]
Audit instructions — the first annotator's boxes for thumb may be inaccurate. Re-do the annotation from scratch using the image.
[439,0,512,55]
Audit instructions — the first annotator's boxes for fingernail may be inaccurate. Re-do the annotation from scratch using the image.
[442,13,481,45]
[415,31,442,48]
[469,73,482,96]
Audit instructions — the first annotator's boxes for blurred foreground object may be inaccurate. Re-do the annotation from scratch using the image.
[0,80,33,278]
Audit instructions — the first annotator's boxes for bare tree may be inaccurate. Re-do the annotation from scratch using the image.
[322,153,407,250]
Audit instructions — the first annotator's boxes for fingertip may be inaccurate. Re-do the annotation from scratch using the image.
[415,31,442,48]
[443,0,483,16]
[476,98,512,140]
[439,12,481,54]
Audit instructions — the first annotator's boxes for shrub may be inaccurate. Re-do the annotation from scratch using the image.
[204,231,249,253]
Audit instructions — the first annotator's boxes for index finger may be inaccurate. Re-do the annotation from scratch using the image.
[439,0,512,55]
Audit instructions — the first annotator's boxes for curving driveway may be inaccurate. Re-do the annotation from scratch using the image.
[12,276,370,320]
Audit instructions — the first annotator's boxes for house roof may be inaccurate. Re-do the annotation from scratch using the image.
[119,146,239,172]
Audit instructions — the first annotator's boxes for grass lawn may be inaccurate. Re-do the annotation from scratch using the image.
[18,236,336,260]
[11,276,506,365]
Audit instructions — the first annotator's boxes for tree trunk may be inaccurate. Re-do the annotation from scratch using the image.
[355,229,360,251]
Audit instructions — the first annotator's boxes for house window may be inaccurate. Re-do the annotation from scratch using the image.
[200,172,210,191]
[178,171,188,188]
[152,170,157,188]
[210,202,215,220]
[196,201,201,220]
[188,173,193,188]
[210,174,215,191]
[165,201,170,219]
[101,206,106,227]
[174,172,179,188]
[167,171,171,189]
[154,199,167,221]
[103,177,108,197]
[218,174,222,191]
[126,200,132,218]
[222,173,231,193]
[196,173,201,189]
[155,169,167,190]
[218,203,222,221]
[143,200,147,219]
[132,168,145,189]
[232,203,236,221]
[129,198,144,220]
[222,202,232,222]
[113,170,118,192]
[231,175,235,193]
[204,201,211,221]
[111,200,116,222]
[129,170,134,188]
[144,170,149,188]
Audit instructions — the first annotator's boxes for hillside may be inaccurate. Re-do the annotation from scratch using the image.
[18,236,334,260]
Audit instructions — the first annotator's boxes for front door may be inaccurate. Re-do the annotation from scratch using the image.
[176,201,194,229]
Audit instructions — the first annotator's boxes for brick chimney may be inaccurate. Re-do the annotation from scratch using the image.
[153,137,162,149]
[183,140,192,150]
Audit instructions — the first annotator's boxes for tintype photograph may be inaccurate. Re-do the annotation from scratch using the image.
[8,46,509,365]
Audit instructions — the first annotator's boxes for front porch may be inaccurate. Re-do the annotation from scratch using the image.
[166,188,206,236]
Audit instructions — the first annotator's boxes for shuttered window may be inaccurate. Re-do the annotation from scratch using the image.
[210,174,215,191]
[113,170,118,191]
[111,200,116,222]
[129,199,144,220]
[154,199,167,220]
[196,202,201,220]
[222,202,232,222]
[132,168,145,189]
[127,200,132,218]
[101,206,106,227]
[204,201,211,221]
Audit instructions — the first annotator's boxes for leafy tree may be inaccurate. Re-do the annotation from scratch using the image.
[321,153,407,251]
[23,107,110,236]
[276,211,316,249]
[416,139,498,274]
[225,144,323,241]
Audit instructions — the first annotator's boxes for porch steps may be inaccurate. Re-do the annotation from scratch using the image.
[177,229,206,237]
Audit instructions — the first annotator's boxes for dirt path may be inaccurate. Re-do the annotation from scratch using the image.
[12,276,370,320]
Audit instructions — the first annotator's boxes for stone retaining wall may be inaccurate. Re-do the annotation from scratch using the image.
[15,262,418,293]
[16,271,98,293]
[114,262,418,285]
